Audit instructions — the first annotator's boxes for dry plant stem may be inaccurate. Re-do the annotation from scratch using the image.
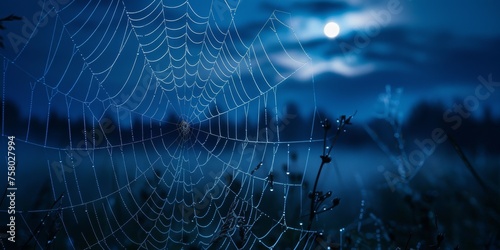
[307,117,350,231]
[22,192,65,248]
[447,133,499,197]
[404,232,412,250]
[447,133,500,234]
[308,160,327,230]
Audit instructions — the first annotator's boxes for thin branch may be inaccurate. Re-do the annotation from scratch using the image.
[307,113,354,231]
[0,14,22,22]
[22,192,65,248]
[447,133,499,197]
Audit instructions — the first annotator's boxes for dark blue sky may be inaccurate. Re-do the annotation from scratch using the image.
[1,0,500,127]
[250,0,500,120]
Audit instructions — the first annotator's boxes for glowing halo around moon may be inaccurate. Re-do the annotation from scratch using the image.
[324,21,340,38]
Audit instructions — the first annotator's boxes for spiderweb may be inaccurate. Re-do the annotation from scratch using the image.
[0,0,341,249]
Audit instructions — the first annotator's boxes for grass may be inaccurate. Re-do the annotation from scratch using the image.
[2,93,499,249]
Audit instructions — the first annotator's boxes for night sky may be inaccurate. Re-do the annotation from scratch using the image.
[1,0,500,123]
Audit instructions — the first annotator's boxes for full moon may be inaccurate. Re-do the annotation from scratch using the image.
[324,21,340,38]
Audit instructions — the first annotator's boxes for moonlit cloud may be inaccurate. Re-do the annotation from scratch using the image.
[289,17,329,41]
[303,57,375,78]
[274,52,375,79]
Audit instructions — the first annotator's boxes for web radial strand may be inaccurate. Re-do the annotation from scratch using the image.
[0,0,322,249]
